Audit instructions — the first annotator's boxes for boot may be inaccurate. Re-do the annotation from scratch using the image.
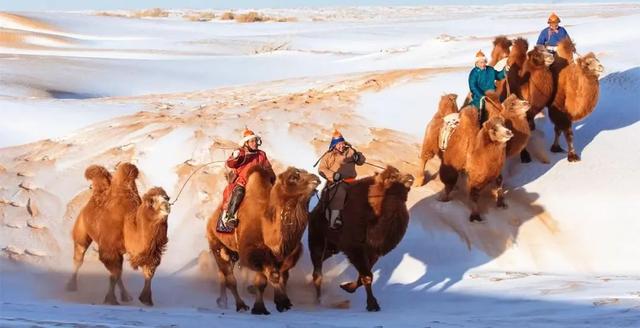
[329,209,343,230]
[223,186,245,228]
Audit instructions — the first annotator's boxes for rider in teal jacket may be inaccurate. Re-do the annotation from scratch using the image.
[468,50,507,123]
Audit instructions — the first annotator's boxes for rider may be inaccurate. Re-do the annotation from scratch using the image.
[221,128,274,228]
[536,12,570,53]
[318,130,365,229]
[468,49,508,124]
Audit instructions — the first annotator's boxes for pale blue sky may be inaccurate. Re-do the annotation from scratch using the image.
[1,0,637,11]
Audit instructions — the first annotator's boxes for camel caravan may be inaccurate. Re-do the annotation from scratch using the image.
[66,12,603,314]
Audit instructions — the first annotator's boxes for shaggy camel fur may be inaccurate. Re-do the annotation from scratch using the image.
[123,187,171,306]
[485,92,531,159]
[415,93,459,186]
[438,107,513,222]
[67,163,140,305]
[309,166,414,312]
[548,38,604,162]
[207,166,320,315]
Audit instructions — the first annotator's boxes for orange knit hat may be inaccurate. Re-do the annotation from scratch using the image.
[548,12,560,23]
[239,128,259,146]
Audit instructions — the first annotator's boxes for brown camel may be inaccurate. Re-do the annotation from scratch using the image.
[485,92,531,159]
[438,107,513,222]
[309,166,414,312]
[490,36,554,162]
[123,187,171,306]
[206,166,320,315]
[415,93,459,186]
[67,163,140,305]
[548,38,604,162]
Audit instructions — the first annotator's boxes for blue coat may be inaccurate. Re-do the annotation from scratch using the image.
[468,66,506,110]
[536,26,570,47]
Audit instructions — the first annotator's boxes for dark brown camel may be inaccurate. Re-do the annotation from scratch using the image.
[548,38,604,162]
[415,93,459,186]
[309,166,414,311]
[206,166,320,315]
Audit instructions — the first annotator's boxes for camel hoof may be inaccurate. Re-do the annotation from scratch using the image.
[120,292,133,303]
[247,285,257,295]
[520,151,532,163]
[275,299,292,312]
[469,214,484,223]
[251,303,270,315]
[236,302,249,312]
[567,152,581,162]
[366,300,381,312]
[550,145,565,153]
[104,294,120,305]
[339,282,358,294]
[216,296,228,309]
[65,280,78,292]
[138,294,153,307]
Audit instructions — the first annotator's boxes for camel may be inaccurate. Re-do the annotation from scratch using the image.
[415,93,459,186]
[123,187,171,306]
[309,166,414,312]
[438,107,513,222]
[490,36,554,162]
[548,38,604,162]
[485,92,531,159]
[67,163,140,305]
[206,166,320,315]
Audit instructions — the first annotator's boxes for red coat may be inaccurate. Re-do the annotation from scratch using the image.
[222,147,274,208]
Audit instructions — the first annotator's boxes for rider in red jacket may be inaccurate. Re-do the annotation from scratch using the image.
[222,128,274,228]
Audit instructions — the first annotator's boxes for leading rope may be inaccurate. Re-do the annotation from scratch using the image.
[170,160,227,205]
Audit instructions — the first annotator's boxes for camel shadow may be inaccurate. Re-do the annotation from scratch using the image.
[371,185,546,294]
[509,66,640,187]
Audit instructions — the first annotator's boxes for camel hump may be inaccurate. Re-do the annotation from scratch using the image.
[513,38,528,53]
[84,165,111,181]
[246,164,274,183]
[493,35,512,49]
[114,162,139,180]
[368,166,413,217]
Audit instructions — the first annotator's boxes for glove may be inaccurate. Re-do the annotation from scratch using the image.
[332,172,342,182]
[352,152,360,163]
[231,149,241,159]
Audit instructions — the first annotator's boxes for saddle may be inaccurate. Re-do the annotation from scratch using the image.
[438,113,461,151]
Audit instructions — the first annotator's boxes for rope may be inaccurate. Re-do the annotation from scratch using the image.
[170,160,227,205]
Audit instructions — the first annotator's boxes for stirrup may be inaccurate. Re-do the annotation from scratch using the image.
[223,213,239,228]
[330,217,343,230]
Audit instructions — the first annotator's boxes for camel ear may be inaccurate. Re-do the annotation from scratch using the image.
[448,94,458,101]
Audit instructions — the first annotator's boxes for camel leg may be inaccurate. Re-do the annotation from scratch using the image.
[309,218,329,304]
[211,247,248,312]
[564,127,580,162]
[216,270,228,309]
[493,175,507,209]
[438,164,458,202]
[66,233,91,292]
[138,265,156,306]
[469,187,483,223]
[100,251,123,305]
[341,254,379,294]
[273,243,302,311]
[117,276,132,302]
[520,149,532,163]
[348,251,380,312]
[251,272,270,315]
[414,152,434,187]
[550,125,565,153]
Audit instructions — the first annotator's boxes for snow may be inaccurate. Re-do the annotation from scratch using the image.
[1,3,640,328]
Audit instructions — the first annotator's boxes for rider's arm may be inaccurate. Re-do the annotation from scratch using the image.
[318,155,334,183]
[536,27,548,46]
[226,148,245,169]
[468,69,483,99]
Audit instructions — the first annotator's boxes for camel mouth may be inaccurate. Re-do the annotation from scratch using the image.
[500,129,514,143]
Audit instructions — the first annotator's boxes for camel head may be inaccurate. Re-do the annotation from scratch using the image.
[438,93,459,115]
[510,38,528,66]
[369,166,414,217]
[142,187,171,219]
[113,162,139,187]
[483,117,513,144]
[84,165,111,191]
[502,94,530,117]
[490,36,512,66]
[275,167,320,200]
[528,46,551,68]
[577,53,604,78]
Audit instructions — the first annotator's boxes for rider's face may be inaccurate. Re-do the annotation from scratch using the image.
[335,141,346,153]
[476,59,487,69]
[549,22,559,30]
[246,138,258,150]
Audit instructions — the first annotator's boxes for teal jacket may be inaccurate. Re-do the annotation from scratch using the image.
[468,66,506,110]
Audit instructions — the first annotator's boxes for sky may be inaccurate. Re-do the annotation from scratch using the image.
[1,0,637,11]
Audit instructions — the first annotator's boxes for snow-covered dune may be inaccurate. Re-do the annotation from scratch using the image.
[1,3,639,327]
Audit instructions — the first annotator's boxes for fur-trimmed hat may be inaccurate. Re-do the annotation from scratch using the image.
[239,128,259,147]
[548,12,560,23]
[475,50,487,62]
[329,129,345,150]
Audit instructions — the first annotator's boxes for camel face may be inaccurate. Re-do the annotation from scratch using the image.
[503,95,530,117]
[580,55,604,78]
[485,118,513,143]
[279,167,320,197]
[144,187,171,219]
